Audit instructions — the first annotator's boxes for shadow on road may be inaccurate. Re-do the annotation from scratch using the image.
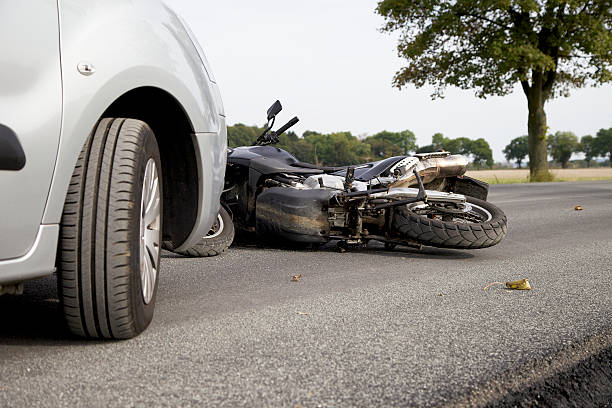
[166,240,476,261]
[351,241,475,260]
[0,275,82,345]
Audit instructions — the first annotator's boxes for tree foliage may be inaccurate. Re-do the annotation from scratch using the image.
[469,138,496,168]
[503,136,529,168]
[227,125,492,167]
[303,131,371,166]
[227,123,262,147]
[376,0,612,97]
[376,0,612,180]
[594,127,612,166]
[364,130,417,158]
[548,131,580,168]
[579,135,596,167]
[418,133,494,168]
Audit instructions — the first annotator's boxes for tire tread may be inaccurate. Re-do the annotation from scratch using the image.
[59,118,160,339]
[392,197,507,249]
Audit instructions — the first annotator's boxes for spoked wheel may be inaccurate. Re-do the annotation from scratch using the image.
[139,158,161,305]
[173,206,235,257]
[392,196,507,249]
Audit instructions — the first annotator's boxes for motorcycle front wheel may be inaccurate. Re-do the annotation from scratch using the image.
[391,196,507,249]
[171,207,235,257]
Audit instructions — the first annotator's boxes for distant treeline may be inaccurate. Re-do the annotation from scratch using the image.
[227,124,494,168]
[503,128,612,168]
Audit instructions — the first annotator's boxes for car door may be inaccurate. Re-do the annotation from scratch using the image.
[0,1,62,259]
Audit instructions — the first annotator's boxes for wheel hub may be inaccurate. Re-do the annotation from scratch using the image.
[139,159,160,304]
[206,213,224,238]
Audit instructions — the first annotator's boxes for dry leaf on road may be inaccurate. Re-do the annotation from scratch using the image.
[484,278,532,291]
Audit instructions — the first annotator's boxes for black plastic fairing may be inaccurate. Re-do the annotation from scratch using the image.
[0,124,26,171]
[228,145,299,165]
[331,156,405,181]
[229,146,322,175]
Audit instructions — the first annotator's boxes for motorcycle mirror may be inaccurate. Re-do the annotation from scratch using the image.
[267,100,282,121]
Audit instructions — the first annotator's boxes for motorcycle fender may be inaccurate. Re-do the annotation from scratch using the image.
[446,176,489,201]
[255,187,334,243]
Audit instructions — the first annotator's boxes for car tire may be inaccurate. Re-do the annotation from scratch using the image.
[58,118,162,339]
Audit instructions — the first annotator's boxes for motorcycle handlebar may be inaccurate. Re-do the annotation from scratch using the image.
[275,116,299,136]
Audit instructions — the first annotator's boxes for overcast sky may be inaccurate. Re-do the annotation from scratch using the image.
[167,0,612,162]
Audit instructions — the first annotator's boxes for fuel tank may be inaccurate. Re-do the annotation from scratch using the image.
[255,187,334,243]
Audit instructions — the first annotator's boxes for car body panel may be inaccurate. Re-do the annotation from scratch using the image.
[0,225,59,283]
[0,1,63,260]
[0,0,226,282]
[43,0,223,228]
[177,125,227,252]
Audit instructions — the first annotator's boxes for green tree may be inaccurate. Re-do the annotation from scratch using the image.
[365,130,417,158]
[302,131,326,165]
[418,133,493,168]
[227,123,261,147]
[415,132,445,153]
[303,131,370,166]
[594,128,612,166]
[415,144,437,154]
[548,131,580,168]
[429,133,472,155]
[431,133,446,149]
[579,135,596,167]
[376,0,612,181]
[503,136,529,168]
[287,139,314,163]
[444,137,473,156]
[470,138,495,168]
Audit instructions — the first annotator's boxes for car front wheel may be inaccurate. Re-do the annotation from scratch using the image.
[58,118,162,339]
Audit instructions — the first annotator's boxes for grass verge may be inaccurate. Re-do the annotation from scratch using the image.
[478,176,612,184]
[466,169,612,184]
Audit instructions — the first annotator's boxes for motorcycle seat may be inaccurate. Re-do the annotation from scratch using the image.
[250,156,323,175]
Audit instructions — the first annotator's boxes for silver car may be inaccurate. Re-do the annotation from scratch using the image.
[0,0,227,339]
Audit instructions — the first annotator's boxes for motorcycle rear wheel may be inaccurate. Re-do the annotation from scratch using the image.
[391,196,507,249]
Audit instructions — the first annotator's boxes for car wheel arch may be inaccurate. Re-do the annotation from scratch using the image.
[101,86,200,248]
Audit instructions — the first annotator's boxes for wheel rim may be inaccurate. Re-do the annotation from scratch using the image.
[205,213,225,239]
[407,201,492,223]
[139,159,160,304]
[462,203,492,222]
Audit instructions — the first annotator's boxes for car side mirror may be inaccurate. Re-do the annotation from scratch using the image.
[267,100,282,121]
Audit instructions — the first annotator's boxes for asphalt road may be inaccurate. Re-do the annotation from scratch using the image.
[1,181,611,407]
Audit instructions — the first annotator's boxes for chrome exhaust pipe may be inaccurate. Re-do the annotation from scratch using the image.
[390,154,468,188]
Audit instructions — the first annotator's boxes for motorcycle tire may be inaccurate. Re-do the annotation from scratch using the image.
[392,196,507,249]
[171,207,234,257]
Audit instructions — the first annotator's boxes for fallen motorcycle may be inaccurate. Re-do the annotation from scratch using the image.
[178,100,507,255]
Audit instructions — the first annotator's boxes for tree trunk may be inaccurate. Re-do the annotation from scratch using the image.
[526,81,550,181]
[609,152,612,167]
